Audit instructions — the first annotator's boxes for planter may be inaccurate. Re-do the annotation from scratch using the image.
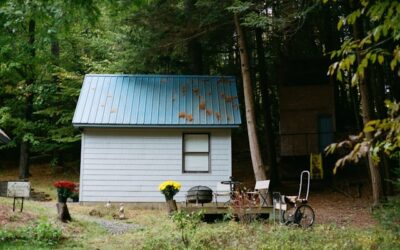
[166,199,178,214]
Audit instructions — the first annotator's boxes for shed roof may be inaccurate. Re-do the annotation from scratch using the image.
[0,129,10,144]
[72,74,241,128]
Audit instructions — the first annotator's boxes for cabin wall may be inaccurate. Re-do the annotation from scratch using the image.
[279,84,335,156]
[80,128,231,202]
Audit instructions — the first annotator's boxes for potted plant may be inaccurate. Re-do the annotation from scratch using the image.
[159,180,181,213]
[53,180,76,222]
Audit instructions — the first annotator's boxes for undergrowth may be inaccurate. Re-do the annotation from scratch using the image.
[0,219,62,247]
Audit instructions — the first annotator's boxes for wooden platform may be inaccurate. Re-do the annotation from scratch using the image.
[181,206,275,222]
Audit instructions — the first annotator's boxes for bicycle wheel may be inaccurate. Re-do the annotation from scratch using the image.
[295,204,315,228]
[282,207,296,224]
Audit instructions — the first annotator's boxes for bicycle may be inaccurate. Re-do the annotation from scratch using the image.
[273,171,315,228]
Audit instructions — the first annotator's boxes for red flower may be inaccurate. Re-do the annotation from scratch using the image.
[53,180,76,191]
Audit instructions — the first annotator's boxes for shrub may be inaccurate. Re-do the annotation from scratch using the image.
[0,220,62,246]
[171,210,203,248]
[374,166,400,234]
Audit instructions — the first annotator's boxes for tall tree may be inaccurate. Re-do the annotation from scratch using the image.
[234,13,268,183]
[326,0,400,206]
[0,0,99,175]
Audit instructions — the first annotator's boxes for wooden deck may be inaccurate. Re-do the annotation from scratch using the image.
[181,206,275,222]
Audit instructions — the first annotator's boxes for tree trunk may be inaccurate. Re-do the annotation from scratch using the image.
[57,202,72,222]
[184,0,203,74]
[255,28,278,185]
[19,142,30,179]
[19,19,35,179]
[359,79,384,206]
[349,0,384,206]
[234,13,268,183]
[166,199,178,214]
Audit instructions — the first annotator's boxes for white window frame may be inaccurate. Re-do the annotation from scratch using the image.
[182,133,210,173]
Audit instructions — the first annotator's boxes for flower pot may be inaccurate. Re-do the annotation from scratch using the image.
[166,199,178,214]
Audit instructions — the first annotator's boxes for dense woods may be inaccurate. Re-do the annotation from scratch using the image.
[0,0,399,206]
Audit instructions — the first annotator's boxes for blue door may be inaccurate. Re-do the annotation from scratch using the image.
[318,116,333,152]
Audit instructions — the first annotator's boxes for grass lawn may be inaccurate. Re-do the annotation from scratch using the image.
[0,197,399,250]
[0,165,399,249]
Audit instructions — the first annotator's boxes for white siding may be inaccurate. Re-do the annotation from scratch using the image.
[80,128,232,202]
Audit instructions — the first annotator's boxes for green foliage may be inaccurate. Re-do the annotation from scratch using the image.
[171,210,204,248]
[0,0,99,160]
[374,197,400,234]
[0,220,62,247]
[326,100,400,173]
[326,0,400,85]
[374,166,400,234]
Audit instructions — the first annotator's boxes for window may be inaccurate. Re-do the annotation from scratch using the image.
[183,134,210,173]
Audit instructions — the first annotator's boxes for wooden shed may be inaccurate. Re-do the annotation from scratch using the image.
[72,74,241,202]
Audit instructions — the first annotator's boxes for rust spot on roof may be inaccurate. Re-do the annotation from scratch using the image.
[215,112,221,120]
[186,114,193,122]
[179,112,186,119]
[227,116,232,121]
[193,88,199,95]
[206,109,213,116]
[110,108,117,113]
[199,101,206,110]
[224,96,238,102]
[208,92,212,96]
[220,93,225,98]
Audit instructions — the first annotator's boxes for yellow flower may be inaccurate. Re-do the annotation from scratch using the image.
[159,180,181,191]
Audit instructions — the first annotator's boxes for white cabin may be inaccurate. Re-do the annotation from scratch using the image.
[73,75,241,202]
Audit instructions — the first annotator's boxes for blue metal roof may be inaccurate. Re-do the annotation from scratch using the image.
[0,129,10,144]
[72,74,241,128]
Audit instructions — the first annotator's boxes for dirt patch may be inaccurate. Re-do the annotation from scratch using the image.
[309,190,377,228]
[0,203,37,229]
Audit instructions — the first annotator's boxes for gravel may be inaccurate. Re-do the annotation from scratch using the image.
[76,215,139,235]
[40,202,140,235]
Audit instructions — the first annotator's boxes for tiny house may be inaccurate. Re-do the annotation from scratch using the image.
[72,74,241,202]
[278,57,335,179]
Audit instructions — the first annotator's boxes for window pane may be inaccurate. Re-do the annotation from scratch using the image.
[184,154,208,172]
[184,134,209,152]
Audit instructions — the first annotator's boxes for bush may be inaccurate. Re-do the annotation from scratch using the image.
[373,164,400,233]
[171,210,203,248]
[0,220,62,246]
[374,197,400,234]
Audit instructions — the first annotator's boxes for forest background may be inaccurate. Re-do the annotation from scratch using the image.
[0,0,399,207]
